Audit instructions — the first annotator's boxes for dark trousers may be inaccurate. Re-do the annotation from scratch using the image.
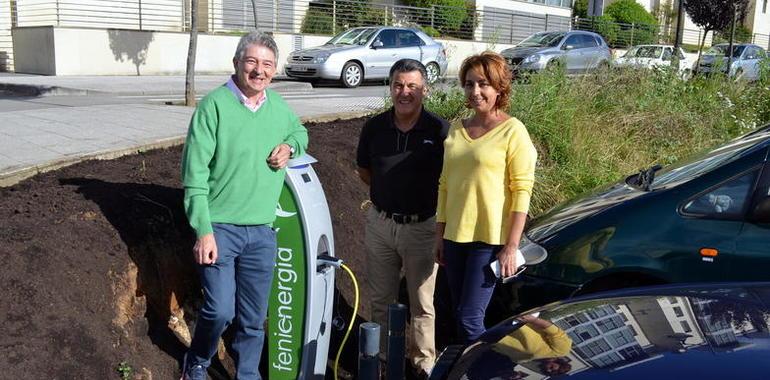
[186,223,277,380]
[442,239,500,343]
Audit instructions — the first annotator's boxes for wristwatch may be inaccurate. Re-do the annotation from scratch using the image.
[288,145,296,157]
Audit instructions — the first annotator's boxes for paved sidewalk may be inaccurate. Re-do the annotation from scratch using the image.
[0,75,383,186]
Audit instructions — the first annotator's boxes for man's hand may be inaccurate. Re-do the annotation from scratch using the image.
[194,233,218,265]
[435,222,446,265]
[268,143,292,169]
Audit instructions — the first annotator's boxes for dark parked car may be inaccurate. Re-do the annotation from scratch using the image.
[431,282,770,380]
[508,124,770,312]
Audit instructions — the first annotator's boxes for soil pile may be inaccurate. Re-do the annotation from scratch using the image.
[0,117,373,379]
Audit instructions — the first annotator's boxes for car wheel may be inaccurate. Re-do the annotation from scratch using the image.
[341,61,363,88]
[426,62,440,84]
[597,60,610,71]
[681,69,692,81]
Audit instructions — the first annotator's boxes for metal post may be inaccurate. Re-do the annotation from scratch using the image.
[545,14,549,32]
[726,4,737,72]
[138,0,143,30]
[332,0,336,35]
[630,22,635,46]
[430,5,435,29]
[359,323,381,380]
[386,304,407,380]
[510,13,514,44]
[55,0,60,26]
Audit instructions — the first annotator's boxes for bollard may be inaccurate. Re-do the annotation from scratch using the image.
[387,303,408,380]
[359,322,381,380]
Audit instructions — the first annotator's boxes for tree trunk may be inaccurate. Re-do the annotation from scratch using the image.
[250,0,259,29]
[185,0,199,107]
[696,28,710,68]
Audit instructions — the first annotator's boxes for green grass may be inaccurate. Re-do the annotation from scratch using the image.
[423,66,770,216]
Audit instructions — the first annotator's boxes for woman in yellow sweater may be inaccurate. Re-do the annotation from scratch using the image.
[435,51,537,343]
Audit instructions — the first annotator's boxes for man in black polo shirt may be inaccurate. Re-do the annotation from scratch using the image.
[356,59,449,378]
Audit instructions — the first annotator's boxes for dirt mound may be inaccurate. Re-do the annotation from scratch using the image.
[0,117,372,379]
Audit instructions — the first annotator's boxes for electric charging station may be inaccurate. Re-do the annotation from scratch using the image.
[268,154,337,380]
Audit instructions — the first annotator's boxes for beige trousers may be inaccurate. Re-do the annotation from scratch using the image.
[364,206,439,372]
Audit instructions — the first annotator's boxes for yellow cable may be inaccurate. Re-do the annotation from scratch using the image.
[334,263,360,380]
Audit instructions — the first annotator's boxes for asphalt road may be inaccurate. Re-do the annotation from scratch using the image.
[0,80,390,112]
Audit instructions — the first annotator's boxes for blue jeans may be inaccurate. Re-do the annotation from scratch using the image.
[442,240,500,343]
[186,223,277,380]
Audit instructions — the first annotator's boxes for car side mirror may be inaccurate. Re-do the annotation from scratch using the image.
[563,44,574,51]
[372,40,384,49]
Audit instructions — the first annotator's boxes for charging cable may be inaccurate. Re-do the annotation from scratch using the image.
[317,254,360,380]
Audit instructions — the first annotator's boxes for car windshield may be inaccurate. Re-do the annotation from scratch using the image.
[625,46,663,58]
[327,27,378,46]
[705,45,745,58]
[649,129,770,189]
[517,32,565,47]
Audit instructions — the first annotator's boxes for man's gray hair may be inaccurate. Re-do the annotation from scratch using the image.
[234,31,279,61]
[389,59,427,84]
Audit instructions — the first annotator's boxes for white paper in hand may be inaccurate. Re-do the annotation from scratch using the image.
[490,249,526,283]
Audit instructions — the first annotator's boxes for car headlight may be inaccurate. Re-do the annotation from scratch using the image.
[313,53,330,64]
[519,234,548,265]
[524,54,541,64]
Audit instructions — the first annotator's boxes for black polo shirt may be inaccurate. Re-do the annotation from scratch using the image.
[356,107,449,215]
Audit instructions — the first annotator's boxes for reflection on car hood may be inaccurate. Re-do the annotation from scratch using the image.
[501,46,546,58]
[441,283,770,380]
[526,182,644,242]
[291,44,358,56]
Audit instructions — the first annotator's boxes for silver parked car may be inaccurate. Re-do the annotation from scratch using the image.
[284,26,448,87]
[500,31,611,76]
[696,43,767,81]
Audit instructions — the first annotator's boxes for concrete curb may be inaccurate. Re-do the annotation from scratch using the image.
[0,110,374,187]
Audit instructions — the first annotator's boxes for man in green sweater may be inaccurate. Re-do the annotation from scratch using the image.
[180,31,308,380]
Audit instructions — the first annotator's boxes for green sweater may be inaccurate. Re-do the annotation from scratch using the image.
[181,86,308,237]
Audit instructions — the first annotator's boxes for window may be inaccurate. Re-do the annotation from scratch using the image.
[579,34,598,48]
[564,34,581,49]
[673,306,684,317]
[375,30,397,48]
[678,48,686,60]
[682,170,759,219]
[662,48,673,61]
[681,321,692,333]
[397,30,423,47]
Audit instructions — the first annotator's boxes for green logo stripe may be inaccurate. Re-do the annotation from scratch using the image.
[268,183,307,379]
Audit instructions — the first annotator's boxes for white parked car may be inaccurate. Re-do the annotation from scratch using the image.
[614,44,695,77]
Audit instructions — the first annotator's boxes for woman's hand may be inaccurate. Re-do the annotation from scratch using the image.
[496,244,520,278]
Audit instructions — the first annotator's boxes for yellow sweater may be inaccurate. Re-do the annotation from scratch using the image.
[492,324,572,362]
[437,118,537,245]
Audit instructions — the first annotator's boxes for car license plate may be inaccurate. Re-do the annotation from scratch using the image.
[293,65,308,72]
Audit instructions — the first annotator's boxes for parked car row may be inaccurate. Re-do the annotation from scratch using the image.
[285,26,767,87]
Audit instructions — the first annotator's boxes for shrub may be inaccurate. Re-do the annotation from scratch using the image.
[423,67,770,215]
[404,0,468,33]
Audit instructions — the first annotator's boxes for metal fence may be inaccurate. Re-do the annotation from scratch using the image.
[574,17,770,51]
[10,0,572,44]
[10,0,767,51]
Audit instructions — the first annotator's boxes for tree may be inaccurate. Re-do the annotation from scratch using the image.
[683,0,750,64]
[605,0,659,46]
[573,0,588,18]
[403,0,467,34]
[185,0,198,107]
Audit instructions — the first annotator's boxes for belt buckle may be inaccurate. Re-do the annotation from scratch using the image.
[392,213,416,224]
